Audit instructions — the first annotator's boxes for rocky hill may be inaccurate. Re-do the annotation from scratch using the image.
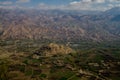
[33,43,74,57]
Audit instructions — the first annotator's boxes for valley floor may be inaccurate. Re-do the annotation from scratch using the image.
[0,40,120,80]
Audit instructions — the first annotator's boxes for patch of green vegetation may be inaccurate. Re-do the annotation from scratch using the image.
[0,60,9,80]
[59,77,67,80]
[23,60,28,65]
[40,74,47,78]
[31,59,42,63]
[25,68,33,76]
[19,65,25,72]
[50,69,75,80]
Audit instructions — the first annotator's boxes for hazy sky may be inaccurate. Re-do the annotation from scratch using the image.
[0,0,120,11]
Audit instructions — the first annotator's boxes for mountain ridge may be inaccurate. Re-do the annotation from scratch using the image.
[0,7,120,42]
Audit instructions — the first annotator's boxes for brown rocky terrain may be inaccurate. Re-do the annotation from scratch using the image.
[0,8,120,42]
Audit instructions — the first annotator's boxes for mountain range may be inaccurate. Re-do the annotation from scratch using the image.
[0,7,120,42]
